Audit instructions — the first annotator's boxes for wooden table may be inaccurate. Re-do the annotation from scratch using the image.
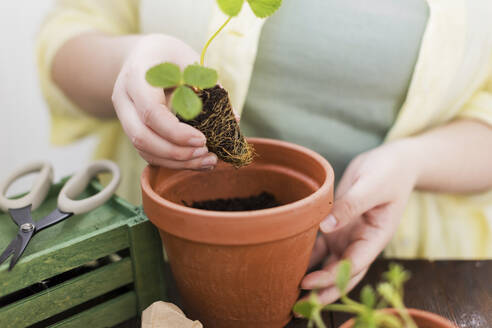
[118,260,492,328]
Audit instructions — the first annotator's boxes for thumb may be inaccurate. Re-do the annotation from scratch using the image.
[319,179,375,233]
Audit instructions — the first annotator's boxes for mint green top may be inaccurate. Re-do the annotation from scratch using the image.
[241,0,429,180]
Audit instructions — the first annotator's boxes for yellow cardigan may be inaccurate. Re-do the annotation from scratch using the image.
[37,0,492,259]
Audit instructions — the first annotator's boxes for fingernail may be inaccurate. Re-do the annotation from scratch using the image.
[320,214,337,233]
[201,155,217,167]
[188,137,206,147]
[192,147,208,158]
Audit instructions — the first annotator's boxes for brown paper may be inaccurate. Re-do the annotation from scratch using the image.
[141,301,203,328]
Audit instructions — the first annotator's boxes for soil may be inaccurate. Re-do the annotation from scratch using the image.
[178,85,255,168]
[184,192,280,211]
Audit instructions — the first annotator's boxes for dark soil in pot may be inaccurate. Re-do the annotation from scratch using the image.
[183,191,281,211]
[178,85,254,168]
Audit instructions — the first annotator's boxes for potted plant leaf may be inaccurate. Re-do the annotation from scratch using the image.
[145,0,281,167]
[293,261,456,328]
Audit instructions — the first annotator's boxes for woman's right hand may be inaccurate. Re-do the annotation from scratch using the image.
[111,34,218,170]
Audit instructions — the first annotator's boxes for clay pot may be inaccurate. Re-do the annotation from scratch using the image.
[339,308,457,328]
[141,138,334,328]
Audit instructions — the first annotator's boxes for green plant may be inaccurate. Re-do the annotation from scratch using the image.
[146,0,282,120]
[293,261,417,328]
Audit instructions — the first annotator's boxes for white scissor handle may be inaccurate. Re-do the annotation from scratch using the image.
[0,161,54,213]
[57,160,120,215]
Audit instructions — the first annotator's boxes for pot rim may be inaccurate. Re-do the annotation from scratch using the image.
[141,137,334,221]
[340,308,457,328]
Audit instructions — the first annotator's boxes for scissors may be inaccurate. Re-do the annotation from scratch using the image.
[0,160,120,271]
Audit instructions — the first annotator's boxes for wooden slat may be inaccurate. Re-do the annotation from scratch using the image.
[0,224,130,297]
[0,257,134,328]
[127,215,167,313]
[49,291,137,328]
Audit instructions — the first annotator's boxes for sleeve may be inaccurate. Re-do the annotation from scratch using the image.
[36,0,139,145]
[457,63,492,127]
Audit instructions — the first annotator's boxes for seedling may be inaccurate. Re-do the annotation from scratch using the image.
[144,0,282,167]
[293,261,417,328]
[146,0,282,120]
[146,64,218,120]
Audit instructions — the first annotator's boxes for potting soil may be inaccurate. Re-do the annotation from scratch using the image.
[184,191,280,211]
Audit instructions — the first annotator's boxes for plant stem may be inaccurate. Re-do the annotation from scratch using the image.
[200,16,233,66]
[341,295,366,311]
[322,304,360,314]
[312,312,327,328]
[394,305,417,328]
[386,297,417,328]
[374,312,402,328]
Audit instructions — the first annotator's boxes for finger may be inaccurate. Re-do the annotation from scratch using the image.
[139,150,218,170]
[126,66,206,147]
[335,163,359,200]
[321,158,362,233]
[302,256,339,290]
[320,178,379,233]
[302,237,380,290]
[298,268,367,304]
[233,108,240,123]
[339,210,399,276]
[308,236,328,270]
[113,90,208,161]
[316,268,368,305]
[306,213,393,290]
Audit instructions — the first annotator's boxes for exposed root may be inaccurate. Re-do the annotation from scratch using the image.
[180,85,255,168]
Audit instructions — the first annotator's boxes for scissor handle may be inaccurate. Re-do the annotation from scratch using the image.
[0,162,53,213]
[57,160,120,215]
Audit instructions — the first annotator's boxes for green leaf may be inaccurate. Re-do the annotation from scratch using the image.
[377,282,399,305]
[292,293,322,319]
[146,63,182,88]
[171,86,202,120]
[383,263,411,293]
[246,0,282,18]
[361,285,376,308]
[183,65,218,89]
[335,260,351,294]
[217,0,245,16]
[354,310,377,328]
[293,300,317,319]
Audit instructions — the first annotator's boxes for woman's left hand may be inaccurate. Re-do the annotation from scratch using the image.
[300,139,418,304]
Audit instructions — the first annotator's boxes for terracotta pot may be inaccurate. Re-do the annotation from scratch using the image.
[339,308,457,328]
[141,138,334,328]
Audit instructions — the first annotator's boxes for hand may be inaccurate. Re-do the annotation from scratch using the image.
[301,139,419,304]
[112,34,218,170]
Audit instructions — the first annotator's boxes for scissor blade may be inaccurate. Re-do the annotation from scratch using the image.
[36,208,72,232]
[9,205,34,227]
[8,230,34,271]
[0,235,20,266]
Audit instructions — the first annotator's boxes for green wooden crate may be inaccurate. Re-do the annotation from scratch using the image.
[0,178,167,328]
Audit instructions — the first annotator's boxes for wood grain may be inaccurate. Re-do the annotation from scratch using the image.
[50,291,137,328]
[0,258,133,328]
[0,224,130,296]
[127,213,167,313]
[330,260,492,328]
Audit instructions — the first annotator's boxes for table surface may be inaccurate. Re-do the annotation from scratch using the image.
[117,259,492,328]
